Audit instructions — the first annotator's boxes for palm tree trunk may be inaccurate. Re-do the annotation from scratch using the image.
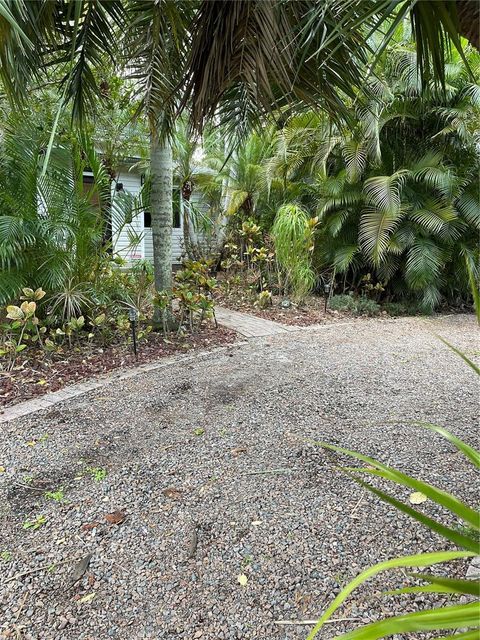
[181,189,195,259]
[457,1,479,50]
[150,126,173,324]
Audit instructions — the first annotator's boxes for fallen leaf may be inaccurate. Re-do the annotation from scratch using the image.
[231,447,247,456]
[26,441,36,447]
[82,522,100,531]
[162,487,183,500]
[79,592,96,604]
[37,379,47,386]
[409,491,427,505]
[0,466,6,473]
[194,428,205,436]
[68,554,92,588]
[237,574,248,587]
[105,510,126,525]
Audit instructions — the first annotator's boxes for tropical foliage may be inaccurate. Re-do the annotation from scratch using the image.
[0,116,143,308]
[220,48,480,309]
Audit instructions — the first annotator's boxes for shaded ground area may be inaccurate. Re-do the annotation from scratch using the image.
[0,326,236,409]
[0,314,478,639]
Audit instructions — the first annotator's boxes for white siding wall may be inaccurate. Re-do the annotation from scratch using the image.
[143,220,184,264]
[113,166,184,264]
[112,170,144,262]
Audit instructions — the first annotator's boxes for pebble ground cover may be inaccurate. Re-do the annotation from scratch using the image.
[0,314,478,639]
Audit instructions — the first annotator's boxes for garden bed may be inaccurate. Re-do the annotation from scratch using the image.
[215,278,472,327]
[0,325,237,409]
[215,288,384,327]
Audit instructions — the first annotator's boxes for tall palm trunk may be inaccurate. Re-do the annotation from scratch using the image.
[180,188,195,259]
[150,127,173,324]
[457,1,480,50]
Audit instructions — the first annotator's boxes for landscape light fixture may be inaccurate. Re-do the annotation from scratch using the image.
[324,282,331,313]
[128,307,138,360]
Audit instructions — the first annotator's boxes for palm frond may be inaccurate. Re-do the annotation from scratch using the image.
[360,171,409,263]
[406,237,444,285]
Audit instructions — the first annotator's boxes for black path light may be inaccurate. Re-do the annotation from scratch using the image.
[128,307,138,360]
[324,282,331,313]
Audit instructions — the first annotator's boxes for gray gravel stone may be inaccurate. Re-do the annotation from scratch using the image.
[0,314,478,639]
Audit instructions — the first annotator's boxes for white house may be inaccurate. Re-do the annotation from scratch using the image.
[111,160,185,265]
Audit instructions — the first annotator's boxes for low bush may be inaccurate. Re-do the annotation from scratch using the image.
[154,260,217,335]
[328,294,357,312]
[329,294,380,316]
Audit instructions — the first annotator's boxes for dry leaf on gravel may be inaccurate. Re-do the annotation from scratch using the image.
[68,554,92,588]
[105,510,126,525]
[231,447,247,456]
[162,487,183,500]
[237,574,248,586]
[79,592,96,604]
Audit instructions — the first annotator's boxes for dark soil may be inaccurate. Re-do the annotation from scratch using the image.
[0,325,237,409]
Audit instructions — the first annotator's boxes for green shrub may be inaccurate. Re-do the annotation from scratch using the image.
[329,294,380,315]
[272,203,317,301]
[354,297,380,316]
[328,294,357,312]
[382,301,409,316]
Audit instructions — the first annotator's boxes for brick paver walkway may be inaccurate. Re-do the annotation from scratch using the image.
[215,306,298,337]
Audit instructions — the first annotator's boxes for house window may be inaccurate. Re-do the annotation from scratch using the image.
[143,189,182,228]
[82,174,100,206]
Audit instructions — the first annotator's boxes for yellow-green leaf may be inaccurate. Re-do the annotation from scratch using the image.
[409,492,427,504]
[20,301,36,317]
[6,305,24,320]
[79,592,96,604]
[34,288,46,300]
[237,574,248,586]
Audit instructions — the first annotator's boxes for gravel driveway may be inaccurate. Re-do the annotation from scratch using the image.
[1,314,478,639]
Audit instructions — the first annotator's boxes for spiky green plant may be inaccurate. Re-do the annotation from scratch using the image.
[308,343,480,638]
[272,203,317,300]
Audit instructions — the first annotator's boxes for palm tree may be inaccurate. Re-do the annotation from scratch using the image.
[268,47,480,310]
[125,2,194,315]
[183,0,479,132]
[172,120,227,260]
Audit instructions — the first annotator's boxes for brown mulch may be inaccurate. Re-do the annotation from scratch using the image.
[215,290,359,326]
[0,325,237,409]
[250,303,348,326]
